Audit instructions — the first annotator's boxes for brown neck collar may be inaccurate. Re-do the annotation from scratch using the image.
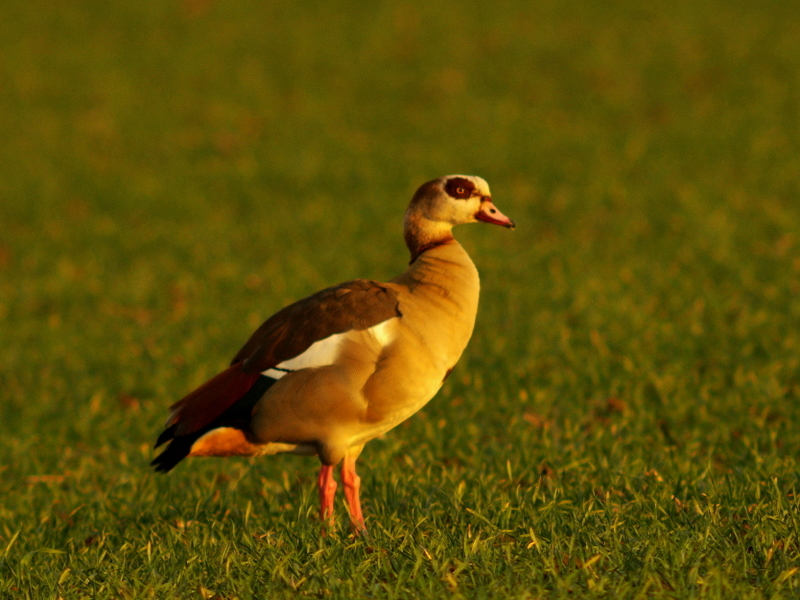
[408,236,454,264]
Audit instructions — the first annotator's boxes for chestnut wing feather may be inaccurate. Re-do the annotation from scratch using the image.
[233,279,401,373]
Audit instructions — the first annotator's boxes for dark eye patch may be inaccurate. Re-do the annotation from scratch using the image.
[444,177,475,200]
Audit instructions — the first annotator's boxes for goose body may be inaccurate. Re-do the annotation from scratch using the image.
[152,175,514,531]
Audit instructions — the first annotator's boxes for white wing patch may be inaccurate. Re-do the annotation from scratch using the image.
[369,317,398,347]
[261,317,399,380]
[262,332,346,379]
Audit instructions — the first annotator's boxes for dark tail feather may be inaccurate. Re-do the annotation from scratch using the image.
[151,374,277,473]
[151,432,203,472]
[154,424,178,449]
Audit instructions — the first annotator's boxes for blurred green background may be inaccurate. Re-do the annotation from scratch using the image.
[1,0,800,597]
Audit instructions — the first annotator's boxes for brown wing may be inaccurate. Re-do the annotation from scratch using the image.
[233,279,401,373]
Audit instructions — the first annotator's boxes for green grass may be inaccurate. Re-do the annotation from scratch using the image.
[2,0,800,597]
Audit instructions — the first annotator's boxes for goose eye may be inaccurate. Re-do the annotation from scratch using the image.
[445,177,475,199]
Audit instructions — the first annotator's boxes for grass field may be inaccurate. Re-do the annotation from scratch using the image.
[2,0,800,597]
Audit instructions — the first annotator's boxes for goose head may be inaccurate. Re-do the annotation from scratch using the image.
[404,175,514,259]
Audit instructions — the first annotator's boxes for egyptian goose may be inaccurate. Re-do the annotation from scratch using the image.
[152,175,514,532]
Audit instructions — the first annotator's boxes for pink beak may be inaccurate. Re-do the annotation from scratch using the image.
[475,199,515,229]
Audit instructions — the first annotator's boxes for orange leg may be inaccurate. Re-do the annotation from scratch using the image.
[318,464,337,528]
[341,454,366,533]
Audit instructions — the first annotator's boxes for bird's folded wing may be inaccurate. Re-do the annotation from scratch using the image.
[233,279,401,373]
[163,280,401,436]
